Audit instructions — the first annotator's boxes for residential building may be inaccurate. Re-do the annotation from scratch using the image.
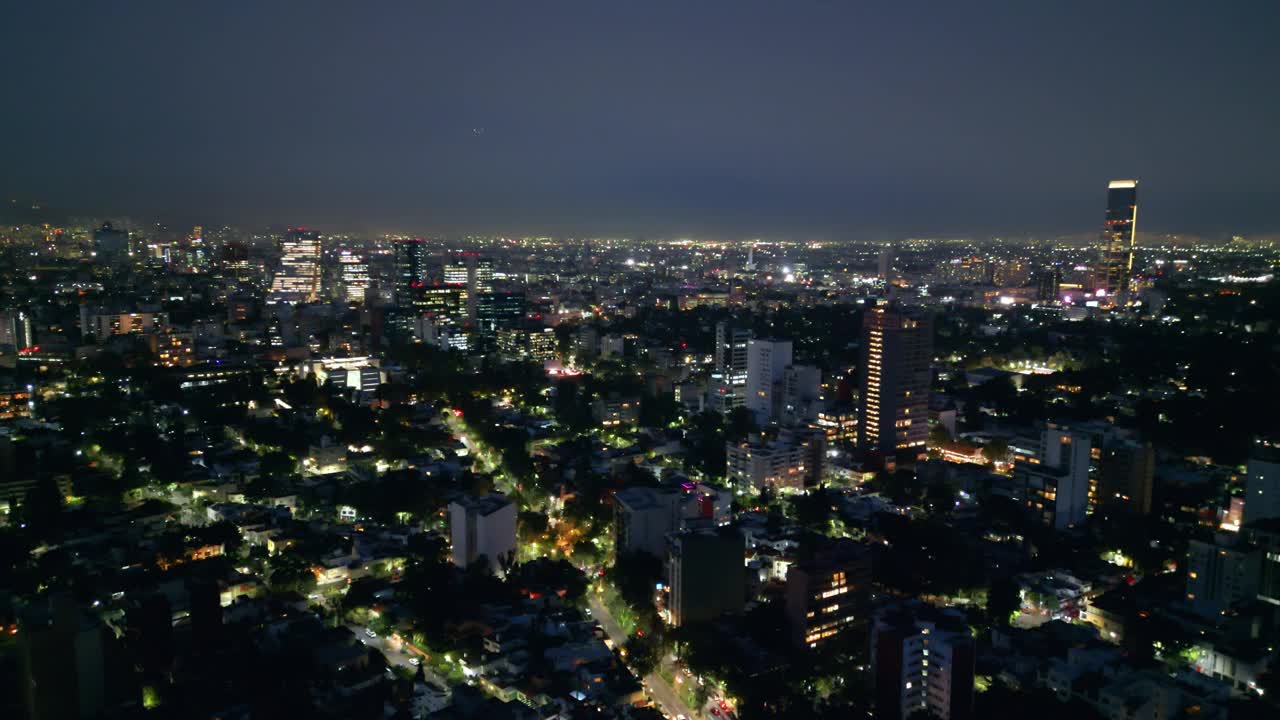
[725,437,809,490]
[1185,534,1261,617]
[1098,440,1155,516]
[857,306,932,454]
[871,601,974,720]
[1242,445,1280,525]
[781,364,821,426]
[785,539,872,648]
[614,487,683,559]
[746,338,792,425]
[449,494,517,573]
[666,527,745,627]
[1012,425,1092,530]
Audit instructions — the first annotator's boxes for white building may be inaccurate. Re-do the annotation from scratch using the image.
[746,338,792,425]
[726,438,808,490]
[871,603,974,720]
[449,494,516,573]
[614,487,683,558]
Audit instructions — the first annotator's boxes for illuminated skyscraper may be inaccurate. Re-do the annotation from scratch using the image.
[92,222,130,264]
[339,251,370,304]
[268,229,321,304]
[1096,180,1138,303]
[393,239,430,307]
[445,252,494,321]
[857,305,932,454]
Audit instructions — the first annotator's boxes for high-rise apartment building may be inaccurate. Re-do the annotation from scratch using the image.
[268,229,322,304]
[782,364,822,426]
[666,527,745,627]
[872,601,974,720]
[857,306,932,454]
[1098,440,1155,516]
[1186,534,1261,617]
[614,487,684,559]
[1242,443,1280,526]
[714,321,751,386]
[785,539,873,648]
[1013,425,1092,530]
[1096,180,1139,303]
[449,494,516,573]
[746,338,792,425]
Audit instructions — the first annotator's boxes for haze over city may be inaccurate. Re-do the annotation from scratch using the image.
[3,1,1280,236]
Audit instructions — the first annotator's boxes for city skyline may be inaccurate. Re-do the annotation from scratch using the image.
[3,2,1279,237]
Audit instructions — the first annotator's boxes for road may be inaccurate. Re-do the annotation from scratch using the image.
[588,596,700,720]
[347,623,447,688]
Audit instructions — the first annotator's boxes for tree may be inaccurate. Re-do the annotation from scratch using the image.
[987,576,1021,627]
[981,438,1009,465]
[623,632,659,676]
[267,553,317,596]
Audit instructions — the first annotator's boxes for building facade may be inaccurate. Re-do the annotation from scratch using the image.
[857,306,932,454]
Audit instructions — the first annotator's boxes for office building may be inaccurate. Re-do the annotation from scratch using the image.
[475,292,526,333]
[1012,425,1092,530]
[746,338,792,425]
[785,539,873,648]
[1185,534,1261,617]
[448,494,516,573]
[0,309,35,351]
[1034,266,1063,303]
[715,321,751,386]
[1095,180,1139,303]
[614,487,684,559]
[92,222,129,263]
[1242,446,1280,526]
[268,229,322,304]
[666,527,745,627]
[872,601,974,720]
[393,239,431,307]
[857,306,932,454]
[445,252,494,321]
[1097,440,1155,516]
[338,250,370,304]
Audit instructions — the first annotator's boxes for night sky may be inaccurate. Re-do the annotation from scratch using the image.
[2,1,1277,238]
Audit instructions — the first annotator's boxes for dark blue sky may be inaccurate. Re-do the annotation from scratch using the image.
[2,1,1277,238]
